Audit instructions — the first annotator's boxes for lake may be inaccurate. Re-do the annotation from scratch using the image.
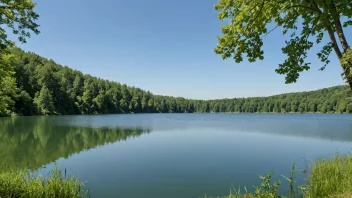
[1,114,352,198]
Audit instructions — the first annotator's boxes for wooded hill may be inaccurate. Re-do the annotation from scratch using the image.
[2,48,352,116]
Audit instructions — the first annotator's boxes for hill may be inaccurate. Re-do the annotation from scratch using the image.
[3,48,352,116]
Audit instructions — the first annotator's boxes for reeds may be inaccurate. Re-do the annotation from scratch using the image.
[203,155,352,198]
[0,166,88,198]
[304,154,352,198]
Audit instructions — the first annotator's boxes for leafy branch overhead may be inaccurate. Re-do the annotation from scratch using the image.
[0,0,39,116]
[0,0,40,50]
[215,0,351,85]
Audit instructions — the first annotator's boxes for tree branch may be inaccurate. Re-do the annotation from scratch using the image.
[285,4,321,13]
[330,0,350,52]
[244,0,265,33]
[262,25,279,38]
[311,0,342,59]
[0,3,32,10]
[304,16,321,42]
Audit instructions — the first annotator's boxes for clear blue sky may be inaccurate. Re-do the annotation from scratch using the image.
[10,0,350,99]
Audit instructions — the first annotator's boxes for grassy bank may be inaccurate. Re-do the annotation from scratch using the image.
[304,155,352,198]
[204,155,352,198]
[0,166,88,198]
[1,155,351,198]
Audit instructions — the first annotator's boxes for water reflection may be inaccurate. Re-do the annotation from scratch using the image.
[1,114,352,198]
[55,114,352,142]
[1,114,352,170]
[0,116,150,169]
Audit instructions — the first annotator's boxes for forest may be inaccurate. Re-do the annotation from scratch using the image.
[1,47,352,116]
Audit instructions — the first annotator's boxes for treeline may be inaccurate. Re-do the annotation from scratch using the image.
[1,47,352,116]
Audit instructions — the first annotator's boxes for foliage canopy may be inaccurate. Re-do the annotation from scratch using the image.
[215,0,352,85]
[0,0,39,50]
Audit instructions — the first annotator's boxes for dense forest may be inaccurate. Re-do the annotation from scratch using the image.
[1,47,352,116]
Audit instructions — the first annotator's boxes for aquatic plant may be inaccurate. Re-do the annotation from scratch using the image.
[204,155,352,198]
[0,166,88,198]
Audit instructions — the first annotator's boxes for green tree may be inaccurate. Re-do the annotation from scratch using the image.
[147,98,154,112]
[336,99,347,113]
[159,99,166,113]
[215,0,352,89]
[346,102,352,113]
[141,95,147,112]
[34,85,55,115]
[80,76,96,114]
[0,53,18,116]
[0,0,40,50]
[93,90,108,113]
[15,90,35,115]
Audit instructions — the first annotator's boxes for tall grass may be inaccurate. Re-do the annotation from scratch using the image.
[304,154,352,198]
[203,155,352,198]
[2,155,352,198]
[0,166,88,198]
[203,169,287,198]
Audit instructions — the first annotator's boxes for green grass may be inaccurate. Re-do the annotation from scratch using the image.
[203,167,290,198]
[203,155,352,198]
[2,155,352,198]
[0,166,88,198]
[304,154,352,198]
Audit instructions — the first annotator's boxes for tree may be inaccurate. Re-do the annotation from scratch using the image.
[0,0,39,115]
[0,0,40,50]
[0,53,18,116]
[129,90,141,112]
[0,75,18,115]
[336,98,347,113]
[214,0,352,89]
[93,89,109,113]
[80,76,96,114]
[34,85,55,115]
[15,90,34,115]
[147,99,154,112]
[141,95,147,112]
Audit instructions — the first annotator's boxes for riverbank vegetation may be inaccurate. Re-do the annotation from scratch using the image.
[204,155,352,198]
[1,47,352,116]
[304,155,352,198]
[0,166,87,198]
[2,155,351,198]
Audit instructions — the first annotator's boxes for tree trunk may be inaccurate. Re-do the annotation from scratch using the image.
[327,29,342,59]
[312,1,352,90]
[329,1,352,90]
[325,28,352,89]
[346,77,352,91]
[331,1,350,52]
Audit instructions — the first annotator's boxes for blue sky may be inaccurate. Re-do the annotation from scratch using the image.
[10,0,350,99]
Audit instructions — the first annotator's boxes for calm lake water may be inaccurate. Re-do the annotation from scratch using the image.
[1,114,352,198]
